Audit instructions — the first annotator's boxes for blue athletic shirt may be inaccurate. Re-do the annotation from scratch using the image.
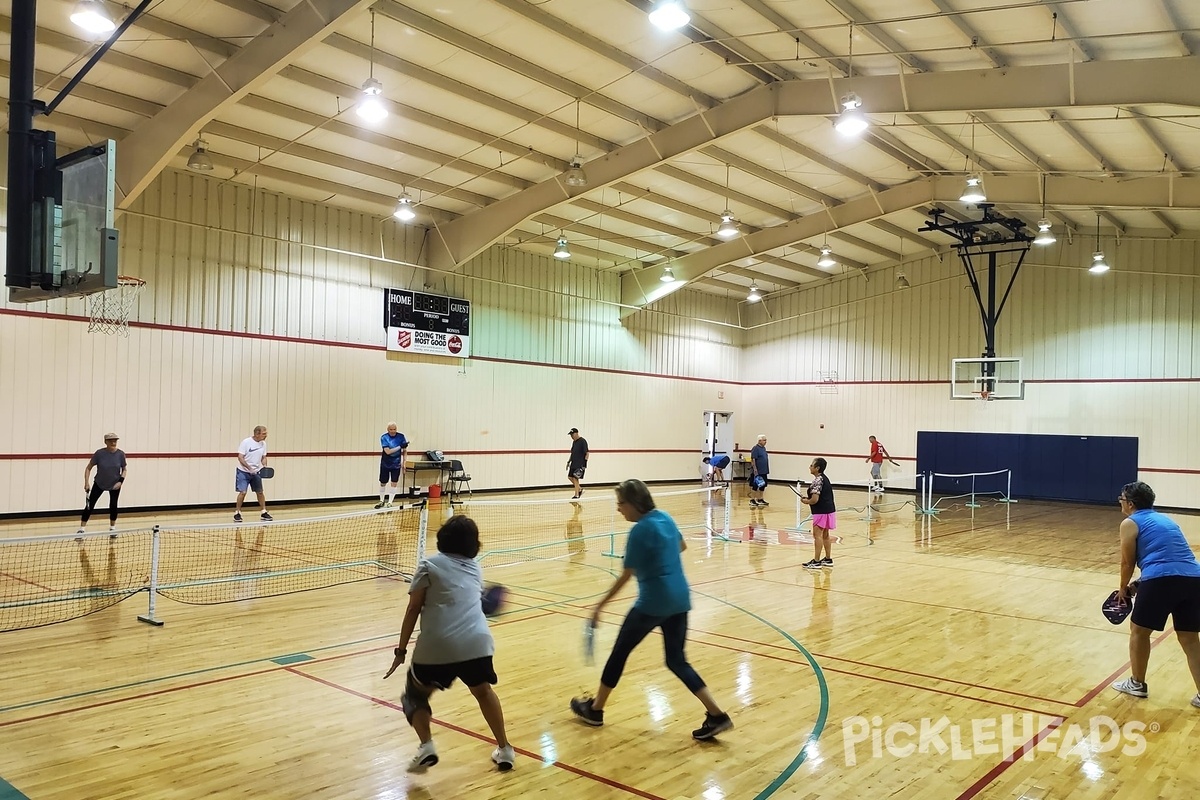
[623,509,691,617]
[380,432,408,468]
[1131,509,1200,580]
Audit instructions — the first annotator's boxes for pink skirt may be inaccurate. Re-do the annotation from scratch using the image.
[812,513,837,530]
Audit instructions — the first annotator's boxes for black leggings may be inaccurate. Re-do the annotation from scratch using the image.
[600,608,706,693]
[82,485,121,525]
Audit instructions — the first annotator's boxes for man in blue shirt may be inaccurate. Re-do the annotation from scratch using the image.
[570,479,733,740]
[376,422,409,508]
[1111,481,1200,707]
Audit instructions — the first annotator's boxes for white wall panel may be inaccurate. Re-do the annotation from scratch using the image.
[740,240,1200,507]
[2,169,741,517]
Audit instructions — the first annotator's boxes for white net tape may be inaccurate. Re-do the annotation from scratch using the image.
[88,277,146,336]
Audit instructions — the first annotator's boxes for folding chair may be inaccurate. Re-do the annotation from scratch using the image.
[446,459,472,501]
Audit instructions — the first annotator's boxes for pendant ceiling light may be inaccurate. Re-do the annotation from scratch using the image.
[187,139,215,171]
[356,12,388,123]
[648,1,690,31]
[553,237,571,260]
[393,193,416,222]
[71,0,117,34]
[817,244,836,268]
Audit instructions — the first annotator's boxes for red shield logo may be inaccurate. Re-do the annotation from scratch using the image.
[447,335,463,355]
[397,330,411,349]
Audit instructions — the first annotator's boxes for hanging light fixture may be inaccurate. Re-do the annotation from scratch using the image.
[960,174,987,204]
[1032,175,1055,245]
[817,244,836,268]
[1089,213,1109,274]
[357,12,388,123]
[393,193,416,222]
[746,284,762,303]
[833,25,868,136]
[564,100,588,188]
[71,0,117,34]
[660,266,676,283]
[1033,219,1056,246]
[835,94,868,136]
[648,0,690,31]
[553,237,571,260]
[896,272,912,290]
[186,139,215,171]
[716,211,740,239]
[715,164,739,239]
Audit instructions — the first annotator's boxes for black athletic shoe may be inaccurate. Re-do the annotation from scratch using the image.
[233,513,243,523]
[758,500,770,506]
[374,501,386,509]
[692,712,734,740]
[261,512,273,521]
[802,559,823,570]
[820,557,833,567]
[570,697,604,727]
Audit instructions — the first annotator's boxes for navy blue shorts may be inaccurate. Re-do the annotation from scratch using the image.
[1132,575,1200,632]
[379,465,402,484]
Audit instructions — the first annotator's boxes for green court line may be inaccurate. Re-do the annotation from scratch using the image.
[0,777,30,800]
[0,588,608,716]
[271,654,314,666]
[691,587,830,800]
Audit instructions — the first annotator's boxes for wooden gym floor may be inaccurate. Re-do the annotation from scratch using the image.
[2,483,1199,799]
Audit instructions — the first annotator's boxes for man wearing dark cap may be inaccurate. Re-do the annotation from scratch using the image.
[79,432,127,539]
[567,428,589,499]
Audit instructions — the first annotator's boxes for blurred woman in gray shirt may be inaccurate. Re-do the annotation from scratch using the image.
[384,515,515,772]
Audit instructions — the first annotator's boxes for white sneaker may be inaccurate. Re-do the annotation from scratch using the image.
[75,527,85,542]
[109,525,118,540]
[1111,677,1148,698]
[1191,693,1200,709]
[408,740,438,771]
[491,744,515,771]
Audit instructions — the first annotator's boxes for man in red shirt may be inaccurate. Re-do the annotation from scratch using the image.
[866,435,898,490]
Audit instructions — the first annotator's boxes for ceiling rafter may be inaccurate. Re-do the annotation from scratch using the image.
[114,0,379,207]
[822,0,929,73]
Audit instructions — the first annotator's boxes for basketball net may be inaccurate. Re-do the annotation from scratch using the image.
[88,276,146,337]
[976,389,991,403]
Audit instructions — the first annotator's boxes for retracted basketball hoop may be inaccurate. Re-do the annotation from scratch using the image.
[87,275,146,336]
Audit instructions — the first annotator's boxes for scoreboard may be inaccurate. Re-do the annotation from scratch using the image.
[384,288,471,358]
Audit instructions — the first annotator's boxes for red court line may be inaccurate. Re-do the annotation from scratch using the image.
[286,667,666,800]
[953,718,1065,800]
[546,604,1063,717]
[947,629,1175,799]
[745,573,1116,634]
[0,571,55,592]
[0,608,557,727]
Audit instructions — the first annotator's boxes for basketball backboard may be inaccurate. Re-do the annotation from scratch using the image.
[8,140,119,303]
[951,357,1024,400]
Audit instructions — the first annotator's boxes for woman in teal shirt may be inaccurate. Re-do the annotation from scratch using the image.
[570,479,733,740]
[1111,481,1200,708]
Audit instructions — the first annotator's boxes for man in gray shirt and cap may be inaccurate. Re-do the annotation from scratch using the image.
[79,432,127,539]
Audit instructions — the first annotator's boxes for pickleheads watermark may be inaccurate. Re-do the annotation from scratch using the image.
[841,714,1151,766]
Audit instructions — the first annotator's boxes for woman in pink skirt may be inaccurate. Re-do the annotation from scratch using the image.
[801,457,836,569]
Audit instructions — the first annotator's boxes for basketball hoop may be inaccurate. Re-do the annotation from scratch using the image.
[88,276,146,337]
[976,389,991,403]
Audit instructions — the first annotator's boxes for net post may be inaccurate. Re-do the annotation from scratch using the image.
[723,483,732,540]
[915,472,936,516]
[966,473,980,508]
[998,468,1018,503]
[137,525,165,627]
[416,501,428,564]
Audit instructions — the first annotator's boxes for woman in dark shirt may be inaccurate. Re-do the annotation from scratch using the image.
[800,457,836,569]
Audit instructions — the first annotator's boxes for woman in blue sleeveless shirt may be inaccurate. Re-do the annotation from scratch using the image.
[1111,481,1200,708]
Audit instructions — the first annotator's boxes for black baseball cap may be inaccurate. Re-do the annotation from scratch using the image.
[568,427,579,435]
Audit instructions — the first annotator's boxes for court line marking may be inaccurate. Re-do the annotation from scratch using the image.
[287,667,667,800]
[550,603,1063,718]
[745,573,1126,634]
[0,607,560,717]
[950,629,1175,799]
[0,777,30,800]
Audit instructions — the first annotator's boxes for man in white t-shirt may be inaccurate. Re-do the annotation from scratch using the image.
[235,425,271,523]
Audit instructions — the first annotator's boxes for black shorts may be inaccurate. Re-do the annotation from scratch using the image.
[569,465,586,480]
[1131,575,1200,632]
[379,465,402,484]
[410,656,497,690]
